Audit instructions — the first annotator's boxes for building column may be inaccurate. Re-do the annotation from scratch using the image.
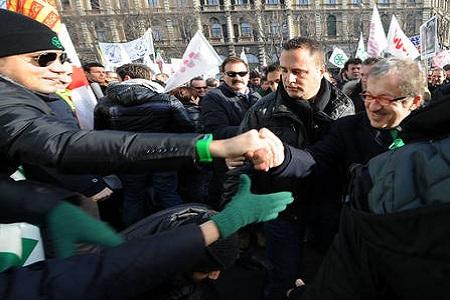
[72,0,93,46]
[224,0,235,56]
[193,0,203,32]
[285,0,294,39]
[254,0,266,65]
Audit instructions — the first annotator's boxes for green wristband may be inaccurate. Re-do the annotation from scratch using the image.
[196,134,213,162]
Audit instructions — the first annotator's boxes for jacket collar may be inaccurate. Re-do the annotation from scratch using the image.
[273,78,331,115]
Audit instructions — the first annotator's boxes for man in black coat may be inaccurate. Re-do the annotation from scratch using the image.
[226,37,354,300]
[201,56,261,208]
[285,62,446,300]
[94,63,194,226]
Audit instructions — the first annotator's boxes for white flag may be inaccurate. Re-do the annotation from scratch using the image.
[329,47,349,68]
[98,42,131,68]
[240,48,248,63]
[386,16,420,59]
[367,5,387,57]
[59,24,98,129]
[164,31,223,92]
[355,33,368,60]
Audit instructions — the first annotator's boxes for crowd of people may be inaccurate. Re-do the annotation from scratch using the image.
[1,8,450,300]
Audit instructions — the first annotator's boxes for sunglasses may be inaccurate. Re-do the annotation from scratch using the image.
[30,52,70,67]
[194,86,208,90]
[225,71,248,77]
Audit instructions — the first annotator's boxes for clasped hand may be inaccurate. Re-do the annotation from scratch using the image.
[211,128,284,171]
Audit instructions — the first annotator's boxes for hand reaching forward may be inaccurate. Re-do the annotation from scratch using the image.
[209,128,285,171]
[247,128,285,171]
[210,175,293,238]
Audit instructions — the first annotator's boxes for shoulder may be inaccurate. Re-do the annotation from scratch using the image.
[327,83,355,119]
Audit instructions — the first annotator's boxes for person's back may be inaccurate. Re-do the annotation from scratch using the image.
[95,79,194,133]
[94,68,194,226]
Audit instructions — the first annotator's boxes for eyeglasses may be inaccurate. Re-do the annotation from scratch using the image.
[29,52,69,67]
[194,86,207,90]
[360,92,408,106]
[225,71,248,78]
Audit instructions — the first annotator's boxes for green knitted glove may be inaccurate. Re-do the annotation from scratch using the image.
[46,202,124,258]
[211,175,294,238]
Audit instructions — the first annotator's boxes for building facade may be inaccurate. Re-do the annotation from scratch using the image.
[57,0,449,66]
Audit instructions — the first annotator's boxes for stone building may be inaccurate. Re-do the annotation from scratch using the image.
[57,0,450,66]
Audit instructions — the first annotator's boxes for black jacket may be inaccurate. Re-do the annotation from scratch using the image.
[296,99,450,300]
[183,103,203,133]
[201,83,260,138]
[275,112,392,182]
[22,96,109,197]
[223,79,354,220]
[94,79,194,133]
[0,76,201,176]
[342,79,365,113]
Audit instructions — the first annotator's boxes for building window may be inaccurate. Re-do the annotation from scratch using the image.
[407,0,415,2]
[327,15,337,36]
[120,0,128,9]
[148,0,159,6]
[95,24,108,41]
[61,0,72,10]
[351,0,361,3]
[152,25,165,41]
[241,22,252,36]
[324,0,336,4]
[298,0,308,4]
[378,0,389,3]
[207,0,218,4]
[266,0,279,5]
[90,0,100,9]
[211,19,222,38]
[235,0,248,4]
[176,0,187,6]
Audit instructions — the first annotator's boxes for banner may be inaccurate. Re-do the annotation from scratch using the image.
[420,16,438,60]
[409,35,421,54]
[164,31,222,92]
[98,43,131,68]
[99,30,155,68]
[386,15,420,59]
[367,5,387,57]
[329,47,348,68]
[432,50,450,68]
[355,33,368,61]
[155,52,165,73]
[6,0,60,31]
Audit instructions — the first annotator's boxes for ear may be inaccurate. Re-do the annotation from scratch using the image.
[410,95,423,110]
[207,270,221,280]
[123,75,132,81]
[319,64,326,78]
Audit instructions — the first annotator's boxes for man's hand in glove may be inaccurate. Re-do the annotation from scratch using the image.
[210,174,293,238]
[46,202,124,258]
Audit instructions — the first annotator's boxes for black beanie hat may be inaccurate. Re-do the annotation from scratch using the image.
[0,9,64,58]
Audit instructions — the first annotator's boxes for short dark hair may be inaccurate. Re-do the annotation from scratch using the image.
[221,56,248,73]
[206,77,219,88]
[442,64,450,71]
[362,57,383,66]
[344,58,362,71]
[282,37,325,66]
[82,62,104,72]
[265,63,281,75]
[170,86,199,104]
[116,63,153,80]
[249,70,261,79]
[189,76,205,86]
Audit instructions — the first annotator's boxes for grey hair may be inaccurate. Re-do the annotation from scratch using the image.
[367,58,426,97]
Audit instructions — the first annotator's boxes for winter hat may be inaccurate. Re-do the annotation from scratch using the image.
[0,9,64,58]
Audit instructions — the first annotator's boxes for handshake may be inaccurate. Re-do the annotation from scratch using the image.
[209,128,284,171]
